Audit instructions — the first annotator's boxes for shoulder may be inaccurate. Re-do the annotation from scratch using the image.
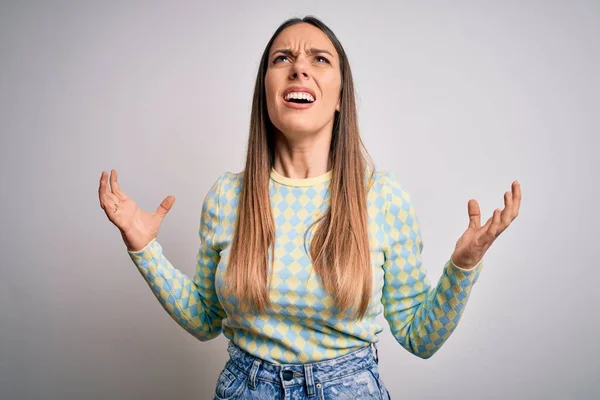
[370,169,405,197]
[369,169,416,213]
[206,171,243,203]
[207,170,242,188]
[218,170,243,189]
[201,171,242,218]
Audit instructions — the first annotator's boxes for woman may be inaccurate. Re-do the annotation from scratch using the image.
[98,16,521,400]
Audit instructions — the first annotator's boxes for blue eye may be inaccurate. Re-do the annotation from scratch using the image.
[315,56,330,64]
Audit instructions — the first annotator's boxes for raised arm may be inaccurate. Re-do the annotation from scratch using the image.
[127,174,227,341]
[380,172,484,359]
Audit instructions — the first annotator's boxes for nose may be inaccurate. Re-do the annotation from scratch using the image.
[289,70,308,80]
[288,57,309,80]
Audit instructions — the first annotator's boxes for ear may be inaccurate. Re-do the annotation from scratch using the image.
[335,97,341,112]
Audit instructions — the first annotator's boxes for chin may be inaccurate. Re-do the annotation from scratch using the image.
[275,122,321,137]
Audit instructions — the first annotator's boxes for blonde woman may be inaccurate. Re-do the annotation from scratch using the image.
[98,16,521,400]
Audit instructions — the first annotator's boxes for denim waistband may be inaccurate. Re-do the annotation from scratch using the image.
[225,340,380,393]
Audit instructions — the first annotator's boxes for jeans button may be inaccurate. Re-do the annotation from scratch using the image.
[282,370,294,381]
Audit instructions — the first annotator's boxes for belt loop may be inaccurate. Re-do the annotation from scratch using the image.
[248,359,261,390]
[304,364,316,397]
[371,343,379,364]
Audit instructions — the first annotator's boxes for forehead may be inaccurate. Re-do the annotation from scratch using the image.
[270,23,336,54]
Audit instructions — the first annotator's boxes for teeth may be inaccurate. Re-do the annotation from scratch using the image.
[284,92,315,102]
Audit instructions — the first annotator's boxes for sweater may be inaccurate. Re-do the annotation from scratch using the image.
[127,168,484,364]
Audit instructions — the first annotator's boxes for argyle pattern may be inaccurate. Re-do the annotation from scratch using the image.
[128,169,484,363]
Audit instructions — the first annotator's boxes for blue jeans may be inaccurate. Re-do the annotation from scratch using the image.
[213,340,391,399]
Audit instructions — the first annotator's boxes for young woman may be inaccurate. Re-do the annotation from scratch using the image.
[98,16,521,400]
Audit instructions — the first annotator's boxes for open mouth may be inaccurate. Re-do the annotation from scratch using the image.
[283,92,316,104]
[286,98,314,104]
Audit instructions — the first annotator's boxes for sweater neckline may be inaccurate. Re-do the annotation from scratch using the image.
[270,167,332,187]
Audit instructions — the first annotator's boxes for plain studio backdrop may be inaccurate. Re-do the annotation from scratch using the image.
[1,1,598,399]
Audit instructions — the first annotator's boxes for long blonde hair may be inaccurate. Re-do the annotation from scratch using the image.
[223,16,375,321]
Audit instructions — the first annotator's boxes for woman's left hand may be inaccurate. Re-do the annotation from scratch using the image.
[450,181,522,270]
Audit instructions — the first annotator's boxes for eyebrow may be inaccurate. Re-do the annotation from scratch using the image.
[270,48,334,58]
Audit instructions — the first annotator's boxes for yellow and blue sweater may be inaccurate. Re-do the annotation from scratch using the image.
[128,168,484,364]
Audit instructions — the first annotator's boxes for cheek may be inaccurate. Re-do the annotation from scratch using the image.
[322,86,341,110]
[264,74,280,109]
[263,74,281,125]
[319,73,342,104]
[264,76,273,103]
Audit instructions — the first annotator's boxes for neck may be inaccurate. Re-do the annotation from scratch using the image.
[272,128,332,179]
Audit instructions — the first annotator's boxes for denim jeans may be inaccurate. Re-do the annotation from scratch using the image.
[213,340,391,399]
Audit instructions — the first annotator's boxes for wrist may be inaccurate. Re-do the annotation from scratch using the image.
[450,256,479,271]
[121,229,154,252]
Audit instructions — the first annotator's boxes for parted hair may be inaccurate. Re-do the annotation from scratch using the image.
[223,16,375,321]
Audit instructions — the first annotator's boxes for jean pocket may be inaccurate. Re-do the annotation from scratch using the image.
[366,367,391,400]
[319,367,385,400]
[214,362,247,400]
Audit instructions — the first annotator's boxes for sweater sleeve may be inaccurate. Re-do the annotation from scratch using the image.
[381,172,484,359]
[127,173,227,341]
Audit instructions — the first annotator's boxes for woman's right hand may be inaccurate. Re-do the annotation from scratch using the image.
[98,169,176,252]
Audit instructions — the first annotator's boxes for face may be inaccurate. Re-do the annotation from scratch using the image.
[264,23,342,138]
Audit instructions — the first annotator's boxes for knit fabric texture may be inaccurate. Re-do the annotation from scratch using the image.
[128,168,483,364]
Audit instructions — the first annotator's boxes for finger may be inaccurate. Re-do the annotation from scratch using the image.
[467,199,481,229]
[500,190,514,227]
[512,181,521,218]
[110,169,128,200]
[99,171,114,209]
[485,208,502,239]
[99,171,120,211]
[101,192,120,212]
[154,196,176,219]
[99,171,106,208]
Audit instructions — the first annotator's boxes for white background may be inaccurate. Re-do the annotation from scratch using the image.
[1,1,598,399]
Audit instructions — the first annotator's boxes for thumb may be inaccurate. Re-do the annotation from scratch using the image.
[467,199,481,229]
[154,195,176,219]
